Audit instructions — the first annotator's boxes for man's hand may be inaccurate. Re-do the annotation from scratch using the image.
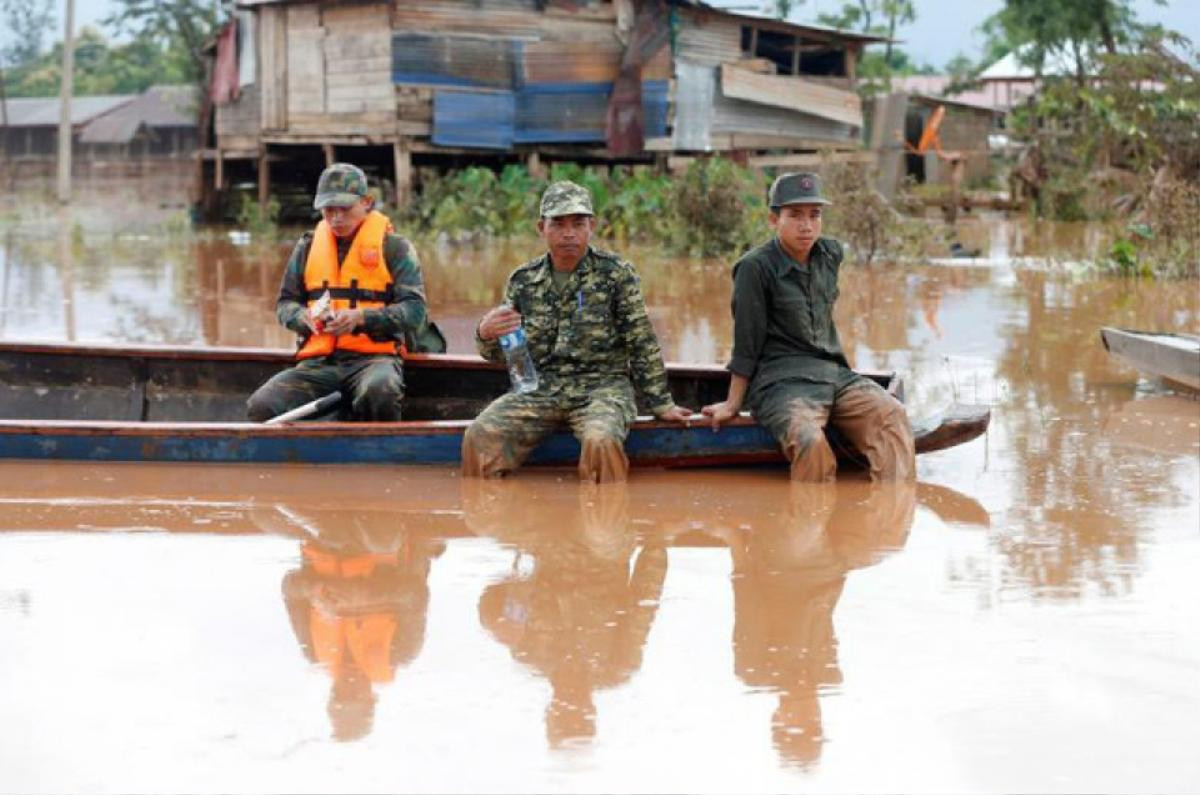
[322,308,365,336]
[656,404,695,425]
[298,310,319,334]
[700,400,742,430]
[478,305,523,341]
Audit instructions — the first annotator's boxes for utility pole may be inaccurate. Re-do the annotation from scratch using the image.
[56,0,76,204]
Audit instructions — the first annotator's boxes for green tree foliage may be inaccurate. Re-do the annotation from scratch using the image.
[1,25,189,96]
[0,0,55,68]
[981,0,1156,81]
[103,0,228,85]
[809,1,932,94]
[1015,31,1199,275]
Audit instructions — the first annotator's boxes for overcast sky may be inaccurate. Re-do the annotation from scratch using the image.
[64,0,1200,70]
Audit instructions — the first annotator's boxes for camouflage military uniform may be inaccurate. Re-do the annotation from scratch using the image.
[462,245,677,482]
[246,163,437,422]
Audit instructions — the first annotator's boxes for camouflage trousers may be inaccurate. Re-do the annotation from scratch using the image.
[461,380,636,483]
[245,353,404,422]
[749,376,915,482]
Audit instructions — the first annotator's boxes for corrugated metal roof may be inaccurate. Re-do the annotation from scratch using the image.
[979,46,1087,81]
[0,94,134,128]
[432,80,669,149]
[237,0,887,43]
[683,0,890,44]
[432,89,515,149]
[78,86,198,144]
[887,76,1006,114]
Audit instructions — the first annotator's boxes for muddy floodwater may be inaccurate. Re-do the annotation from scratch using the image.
[1,184,1198,793]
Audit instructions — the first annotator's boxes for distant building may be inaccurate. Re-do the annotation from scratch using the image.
[976,46,1088,113]
[0,87,197,180]
[78,85,199,159]
[203,0,884,215]
[1,95,131,159]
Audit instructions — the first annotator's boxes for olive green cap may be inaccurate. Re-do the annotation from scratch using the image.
[768,171,831,210]
[540,180,594,218]
[313,162,369,209]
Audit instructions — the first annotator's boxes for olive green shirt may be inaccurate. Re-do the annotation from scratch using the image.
[476,247,676,414]
[727,236,854,395]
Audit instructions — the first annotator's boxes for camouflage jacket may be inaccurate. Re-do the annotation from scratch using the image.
[276,230,431,350]
[476,248,676,414]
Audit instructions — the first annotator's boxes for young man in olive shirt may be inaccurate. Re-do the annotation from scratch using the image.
[701,172,915,481]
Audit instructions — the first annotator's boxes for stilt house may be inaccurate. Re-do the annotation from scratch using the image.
[205,0,883,211]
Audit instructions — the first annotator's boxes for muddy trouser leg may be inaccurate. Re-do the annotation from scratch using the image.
[751,382,837,483]
[461,391,565,478]
[566,382,636,483]
[245,359,342,422]
[829,377,915,482]
[342,355,405,421]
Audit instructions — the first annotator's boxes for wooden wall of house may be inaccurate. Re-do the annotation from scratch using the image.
[215,84,261,150]
[675,8,742,67]
[211,0,868,157]
[671,9,862,152]
[283,2,393,137]
[926,106,993,183]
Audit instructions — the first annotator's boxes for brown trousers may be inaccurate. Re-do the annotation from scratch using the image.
[460,382,635,483]
[752,378,915,483]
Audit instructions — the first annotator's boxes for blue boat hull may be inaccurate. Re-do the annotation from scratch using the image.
[0,418,786,467]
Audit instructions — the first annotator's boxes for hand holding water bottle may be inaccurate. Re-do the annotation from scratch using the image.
[479,304,539,394]
[478,304,523,341]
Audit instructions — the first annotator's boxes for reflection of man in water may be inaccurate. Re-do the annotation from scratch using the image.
[721,481,916,767]
[255,507,443,742]
[464,481,666,747]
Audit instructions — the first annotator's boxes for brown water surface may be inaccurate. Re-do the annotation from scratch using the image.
[1,189,1198,793]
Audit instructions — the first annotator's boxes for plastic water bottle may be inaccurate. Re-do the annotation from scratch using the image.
[498,327,539,394]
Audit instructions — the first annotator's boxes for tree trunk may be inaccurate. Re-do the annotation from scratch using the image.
[1095,0,1117,55]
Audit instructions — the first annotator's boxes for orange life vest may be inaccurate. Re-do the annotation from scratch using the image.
[298,210,399,360]
[303,542,401,683]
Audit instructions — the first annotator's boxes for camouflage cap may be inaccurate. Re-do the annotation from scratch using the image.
[539,180,594,218]
[313,162,369,209]
[768,171,832,210]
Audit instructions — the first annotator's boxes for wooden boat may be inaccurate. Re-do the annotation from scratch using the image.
[1100,327,1200,392]
[0,341,990,466]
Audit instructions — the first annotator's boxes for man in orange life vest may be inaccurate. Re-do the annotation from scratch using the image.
[247,163,438,422]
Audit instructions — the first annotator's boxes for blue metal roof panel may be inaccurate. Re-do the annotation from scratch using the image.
[432,89,515,150]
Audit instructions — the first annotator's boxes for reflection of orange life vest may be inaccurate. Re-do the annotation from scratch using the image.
[304,543,399,683]
[297,210,399,360]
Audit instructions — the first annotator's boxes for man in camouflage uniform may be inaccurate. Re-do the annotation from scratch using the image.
[247,163,441,422]
[701,172,915,481]
[462,180,693,482]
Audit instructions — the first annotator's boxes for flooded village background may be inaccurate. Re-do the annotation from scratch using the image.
[1,0,1198,793]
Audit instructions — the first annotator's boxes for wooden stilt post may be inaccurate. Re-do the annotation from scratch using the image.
[947,156,965,224]
[527,150,546,179]
[214,148,224,189]
[323,143,335,166]
[258,145,270,210]
[393,139,411,210]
